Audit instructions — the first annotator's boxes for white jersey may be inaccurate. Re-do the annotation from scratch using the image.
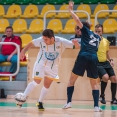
[32,36,74,68]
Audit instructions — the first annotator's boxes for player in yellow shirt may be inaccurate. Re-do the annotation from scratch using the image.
[95,24,117,104]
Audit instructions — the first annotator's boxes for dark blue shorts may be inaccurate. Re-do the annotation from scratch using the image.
[98,61,115,78]
[72,52,98,79]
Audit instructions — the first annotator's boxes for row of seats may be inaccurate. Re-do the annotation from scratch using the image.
[0,33,31,81]
[0,4,117,19]
[0,18,117,34]
[0,0,116,5]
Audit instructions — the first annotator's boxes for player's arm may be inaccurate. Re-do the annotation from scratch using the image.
[20,37,42,60]
[68,1,83,29]
[59,36,80,49]
[106,51,114,67]
[20,42,35,60]
[21,42,35,54]
[72,39,80,49]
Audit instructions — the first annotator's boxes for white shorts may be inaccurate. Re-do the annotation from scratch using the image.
[32,62,59,82]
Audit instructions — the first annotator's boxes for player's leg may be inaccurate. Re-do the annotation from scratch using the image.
[23,63,44,97]
[107,68,117,104]
[89,79,102,111]
[87,54,102,112]
[63,54,86,109]
[37,77,53,110]
[62,72,78,109]
[98,67,109,104]
[37,66,58,110]
[23,79,42,97]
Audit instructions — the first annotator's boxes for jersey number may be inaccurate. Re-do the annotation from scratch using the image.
[89,35,99,47]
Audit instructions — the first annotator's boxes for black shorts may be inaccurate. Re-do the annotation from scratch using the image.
[98,61,115,79]
[72,52,98,79]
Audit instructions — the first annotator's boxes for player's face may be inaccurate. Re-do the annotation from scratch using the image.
[43,36,55,45]
[75,26,81,36]
[5,28,13,37]
[95,27,103,36]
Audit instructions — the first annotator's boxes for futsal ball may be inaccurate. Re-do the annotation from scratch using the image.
[14,93,26,106]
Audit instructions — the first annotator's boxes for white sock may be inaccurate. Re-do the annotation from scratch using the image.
[39,86,49,102]
[23,81,38,97]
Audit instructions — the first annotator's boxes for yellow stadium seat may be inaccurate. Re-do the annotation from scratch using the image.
[20,5,39,18]
[90,19,99,31]
[103,19,117,34]
[91,4,109,18]
[12,19,27,33]
[0,62,28,66]
[20,34,32,48]
[61,19,76,34]
[55,5,70,18]
[38,5,56,18]
[26,19,43,33]
[109,5,117,18]
[0,5,5,17]
[47,19,62,33]
[3,5,21,18]
[0,19,9,33]
[76,4,91,18]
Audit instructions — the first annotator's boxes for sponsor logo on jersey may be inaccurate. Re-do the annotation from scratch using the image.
[45,52,59,61]
[36,72,39,75]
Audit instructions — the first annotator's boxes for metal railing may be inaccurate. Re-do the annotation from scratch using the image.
[43,10,90,30]
[0,42,20,81]
[95,10,117,26]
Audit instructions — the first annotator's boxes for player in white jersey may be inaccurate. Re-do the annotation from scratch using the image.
[19,29,80,110]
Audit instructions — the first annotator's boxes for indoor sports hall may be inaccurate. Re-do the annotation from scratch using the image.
[0,0,117,117]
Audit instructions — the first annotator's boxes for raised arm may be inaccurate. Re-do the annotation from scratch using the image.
[20,42,35,60]
[68,1,83,29]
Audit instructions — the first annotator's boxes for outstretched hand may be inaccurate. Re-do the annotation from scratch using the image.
[68,1,74,11]
[72,39,78,44]
[72,39,80,49]
[20,50,25,61]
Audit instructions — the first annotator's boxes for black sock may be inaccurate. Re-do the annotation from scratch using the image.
[111,83,117,100]
[101,81,107,96]
[92,90,99,107]
[67,86,74,103]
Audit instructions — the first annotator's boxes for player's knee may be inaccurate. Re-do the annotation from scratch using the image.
[90,79,98,90]
[110,76,117,83]
[44,83,50,88]
[102,74,109,82]
[68,77,77,86]
[34,79,41,84]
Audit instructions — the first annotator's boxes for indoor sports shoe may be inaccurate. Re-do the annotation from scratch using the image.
[99,94,106,104]
[111,99,117,104]
[16,104,22,108]
[36,102,44,111]
[94,107,102,112]
[62,102,72,109]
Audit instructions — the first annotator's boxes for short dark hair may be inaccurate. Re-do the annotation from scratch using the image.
[82,21,90,29]
[5,26,13,31]
[95,24,103,31]
[75,25,80,30]
[42,29,54,38]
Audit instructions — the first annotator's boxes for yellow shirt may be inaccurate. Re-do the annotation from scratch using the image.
[97,37,110,62]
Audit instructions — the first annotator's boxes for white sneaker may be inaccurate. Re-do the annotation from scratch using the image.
[62,102,72,109]
[94,107,102,112]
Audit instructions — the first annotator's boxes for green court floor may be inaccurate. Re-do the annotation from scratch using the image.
[0,102,117,110]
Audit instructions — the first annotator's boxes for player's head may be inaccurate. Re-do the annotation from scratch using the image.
[82,21,90,29]
[5,26,13,37]
[75,25,82,36]
[95,24,103,36]
[42,29,55,45]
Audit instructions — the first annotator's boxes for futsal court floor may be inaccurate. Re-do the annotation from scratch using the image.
[0,99,117,117]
